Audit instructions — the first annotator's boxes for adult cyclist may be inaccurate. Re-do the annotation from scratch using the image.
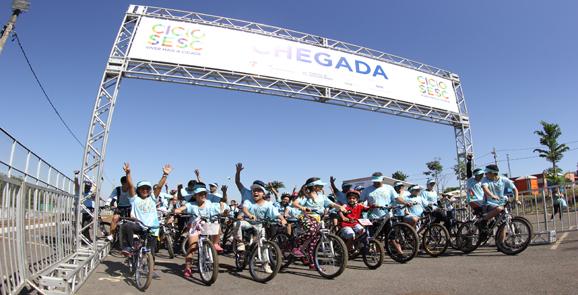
[107,176,132,241]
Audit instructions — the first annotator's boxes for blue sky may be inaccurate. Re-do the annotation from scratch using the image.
[1,0,577,200]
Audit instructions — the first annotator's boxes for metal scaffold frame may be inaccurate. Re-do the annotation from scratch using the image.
[63,4,474,293]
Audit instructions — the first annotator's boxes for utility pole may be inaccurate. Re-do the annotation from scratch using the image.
[0,0,30,56]
[491,147,498,166]
[506,153,512,178]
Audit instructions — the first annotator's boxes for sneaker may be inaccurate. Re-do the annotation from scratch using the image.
[263,263,273,274]
[236,242,245,252]
[121,247,133,257]
[106,235,114,242]
[183,268,192,278]
[309,264,317,271]
[214,243,224,253]
[291,248,304,258]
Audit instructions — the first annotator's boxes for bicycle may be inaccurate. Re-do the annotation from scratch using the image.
[416,206,450,257]
[370,205,419,264]
[189,217,220,285]
[456,199,533,255]
[233,218,283,283]
[157,211,176,259]
[337,218,384,269]
[273,209,348,279]
[119,218,158,291]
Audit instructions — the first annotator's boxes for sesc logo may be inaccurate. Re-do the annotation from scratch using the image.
[417,76,449,100]
[147,23,206,52]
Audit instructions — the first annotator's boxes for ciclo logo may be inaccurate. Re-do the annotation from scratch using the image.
[417,76,449,99]
[147,24,206,51]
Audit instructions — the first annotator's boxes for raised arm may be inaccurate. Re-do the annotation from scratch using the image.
[194,169,202,183]
[220,185,228,204]
[235,163,245,192]
[466,154,473,179]
[329,176,340,195]
[124,163,136,197]
[154,164,172,197]
[268,183,279,201]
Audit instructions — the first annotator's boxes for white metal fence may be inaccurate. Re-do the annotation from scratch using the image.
[0,128,76,295]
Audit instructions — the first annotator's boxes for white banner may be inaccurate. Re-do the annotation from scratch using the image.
[128,17,459,113]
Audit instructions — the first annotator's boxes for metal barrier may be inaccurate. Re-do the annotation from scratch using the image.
[0,128,76,294]
[515,184,578,244]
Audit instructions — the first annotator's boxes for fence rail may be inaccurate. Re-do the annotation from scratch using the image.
[0,128,78,295]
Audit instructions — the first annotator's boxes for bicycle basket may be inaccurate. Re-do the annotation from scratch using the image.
[200,222,220,235]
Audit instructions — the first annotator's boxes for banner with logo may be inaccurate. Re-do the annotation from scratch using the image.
[128,17,459,113]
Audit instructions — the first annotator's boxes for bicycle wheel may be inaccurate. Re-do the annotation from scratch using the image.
[385,223,418,264]
[448,222,461,250]
[313,233,348,279]
[135,252,154,291]
[165,234,175,259]
[456,221,481,254]
[272,233,294,269]
[362,239,384,269]
[233,240,246,271]
[249,241,282,283]
[496,217,532,255]
[422,224,450,257]
[180,236,189,256]
[198,240,219,285]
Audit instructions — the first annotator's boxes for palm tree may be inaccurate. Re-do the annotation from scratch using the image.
[533,121,570,184]
[265,181,285,192]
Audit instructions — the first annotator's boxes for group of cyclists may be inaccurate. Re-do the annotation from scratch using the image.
[78,154,530,288]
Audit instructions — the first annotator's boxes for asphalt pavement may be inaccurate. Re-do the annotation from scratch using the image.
[79,231,578,295]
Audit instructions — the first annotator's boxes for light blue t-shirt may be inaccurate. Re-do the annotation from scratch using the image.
[421,190,439,208]
[207,193,222,203]
[392,191,411,217]
[297,193,334,215]
[184,200,222,221]
[361,185,397,219]
[239,187,254,207]
[130,194,160,236]
[243,200,279,222]
[405,194,429,217]
[466,178,484,203]
[180,187,195,202]
[482,176,516,206]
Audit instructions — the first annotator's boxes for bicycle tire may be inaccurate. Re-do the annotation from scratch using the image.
[135,252,154,291]
[362,239,384,269]
[313,233,348,279]
[456,221,482,254]
[384,223,418,264]
[448,222,462,250]
[165,234,175,259]
[496,217,532,255]
[248,241,282,283]
[422,224,450,257]
[198,240,219,285]
[271,233,294,269]
[181,236,189,256]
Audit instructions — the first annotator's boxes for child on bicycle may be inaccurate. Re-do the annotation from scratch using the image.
[173,183,228,278]
[292,177,346,270]
[337,189,370,250]
[403,185,429,227]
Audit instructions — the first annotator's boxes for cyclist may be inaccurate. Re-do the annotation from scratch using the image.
[292,177,346,269]
[173,183,228,278]
[106,176,132,241]
[402,185,429,227]
[360,172,399,220]
[337,189,369,250]
[466,168,485,210]
[242,184,288,273]
[180,180,199,202]
[119,162,172,261]
[329,176,352,205]
[421,179,439,209]
[233,180,270,251]
[235,162,268,207]
[481,164,520,222]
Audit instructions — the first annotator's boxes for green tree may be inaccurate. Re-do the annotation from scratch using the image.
[391,171,409,181]
[265,181,285,192]
[424,158,444,192]
[533,121,570,185]
[453,161,467,181]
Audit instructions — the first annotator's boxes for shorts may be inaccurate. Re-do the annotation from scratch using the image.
[114,206,131,217]
[403,215,419,223]
[469,200,484,208]
[339,224,364,239]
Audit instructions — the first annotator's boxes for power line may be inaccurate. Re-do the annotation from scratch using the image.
[13,32,116,188]
[13,32,85,148]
